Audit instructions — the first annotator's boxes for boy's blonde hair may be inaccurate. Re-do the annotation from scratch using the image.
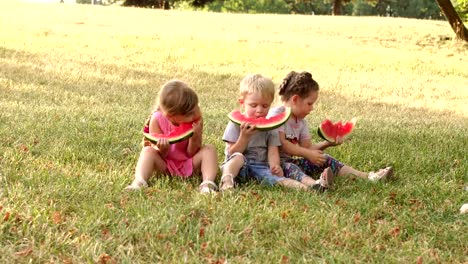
[239,74,275,101]
[154,80,198,116]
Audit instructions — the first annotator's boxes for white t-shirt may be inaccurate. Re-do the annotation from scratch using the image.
[269,106,311,160]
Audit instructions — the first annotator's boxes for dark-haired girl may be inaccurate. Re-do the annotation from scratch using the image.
[270,71,393,187]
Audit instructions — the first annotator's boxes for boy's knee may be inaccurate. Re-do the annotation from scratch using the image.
[230,152,245,160]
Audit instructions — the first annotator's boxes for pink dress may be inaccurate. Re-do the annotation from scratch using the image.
[144,111,193,178]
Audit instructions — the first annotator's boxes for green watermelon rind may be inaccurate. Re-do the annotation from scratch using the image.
[143,127,194,145]
[317,127,335,142]
[228,107,292,131]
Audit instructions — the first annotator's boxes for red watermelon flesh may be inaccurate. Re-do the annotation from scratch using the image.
[227,107,292,131]
[143,123,194,144]
[317,118,356,143]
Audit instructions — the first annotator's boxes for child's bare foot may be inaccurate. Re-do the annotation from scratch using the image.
[199,180,218,194]
[125,178,148,191]
[368,166,394,182]
[219,174,235,192]
[310,167,334,192]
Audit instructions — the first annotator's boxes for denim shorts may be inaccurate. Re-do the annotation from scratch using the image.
[221,153,287,186]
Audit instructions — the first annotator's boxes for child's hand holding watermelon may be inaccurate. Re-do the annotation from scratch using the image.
[272,70,394,187]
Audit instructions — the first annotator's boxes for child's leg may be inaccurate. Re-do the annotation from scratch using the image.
[282,162,333,192]
[250,162,309,191]
[283,162,317,186]
[127,146,166,190]
[337,165,368,179]
[220,154,245,191]
[336,164,393,182]
[277,178,309,190]
[192,145,218,192]
[293,155,344,179]
[294,155,393,182]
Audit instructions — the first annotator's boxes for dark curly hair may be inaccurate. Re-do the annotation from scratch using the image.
[278,71,319,101]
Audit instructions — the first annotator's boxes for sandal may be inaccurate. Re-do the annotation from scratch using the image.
[199,180,218,194]
[368,166,394,182]
[219,174,235,192]
[310,167,334,193]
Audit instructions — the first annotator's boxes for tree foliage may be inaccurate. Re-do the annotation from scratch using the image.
[120,0,468,26]
[454,0,468,21]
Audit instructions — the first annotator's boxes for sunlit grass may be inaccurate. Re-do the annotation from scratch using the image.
[0,1,467,263]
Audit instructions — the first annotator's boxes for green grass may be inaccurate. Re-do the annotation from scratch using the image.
[1,1,467,263]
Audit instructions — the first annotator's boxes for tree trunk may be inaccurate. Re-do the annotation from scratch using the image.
[435,0,468,41]
[332,0,342,16]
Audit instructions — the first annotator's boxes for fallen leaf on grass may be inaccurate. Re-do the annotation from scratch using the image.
[225,223,232,233]
[281,255,289,264]
[15,247,33,257]
[201,216,211,226]
[19,144,29,153]
[52,211,64,225]
[101,228,110,239]
[98,253,116,264]
[156,233,167,239]
[199,227,205,238]
[3,211,10,221]
[353,212,361,224]
[210,258,226,264]
[389,226,400,238]
[416,256,423,264]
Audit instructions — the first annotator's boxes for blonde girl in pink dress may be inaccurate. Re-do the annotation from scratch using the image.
[125,80,218,193]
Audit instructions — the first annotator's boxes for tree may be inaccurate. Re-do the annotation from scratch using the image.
[435,0,468,41]
[123,0,214,9]
[330,0,352,15]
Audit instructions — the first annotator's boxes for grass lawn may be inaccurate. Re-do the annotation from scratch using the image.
[1,1,467,263]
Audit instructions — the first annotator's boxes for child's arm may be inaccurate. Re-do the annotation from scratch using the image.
[278,132,326,166]
[268,145,283,177]
[149,116,169,157]
[187,118,203,157]
[278,131,312,157]
[310,137,344,151]
[310,141,333,150]
[226,122,256,155]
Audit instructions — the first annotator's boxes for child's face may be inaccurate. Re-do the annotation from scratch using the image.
[291,91,318,119]
[239,92,273,119]
[167,105,201,126]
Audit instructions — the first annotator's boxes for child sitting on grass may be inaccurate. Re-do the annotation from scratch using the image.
[270,71,393,186]
[219,73,333,192]
[125,80,218,193]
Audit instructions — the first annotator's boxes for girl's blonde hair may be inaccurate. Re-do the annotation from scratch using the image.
[154,80,198,116]
[239,73,275,101]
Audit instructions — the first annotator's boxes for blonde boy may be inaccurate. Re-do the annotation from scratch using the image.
[219,74,308,191]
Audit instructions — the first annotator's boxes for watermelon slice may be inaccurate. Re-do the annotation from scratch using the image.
[143,123,194,144]
[317,118,356,143]
[227,107,292,131]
